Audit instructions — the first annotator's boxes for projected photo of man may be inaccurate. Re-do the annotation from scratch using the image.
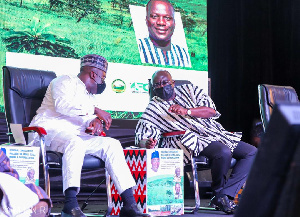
[130,0,191,67]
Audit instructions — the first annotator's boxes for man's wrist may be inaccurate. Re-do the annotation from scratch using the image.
[96,116,104,124]
[186,108,191,115]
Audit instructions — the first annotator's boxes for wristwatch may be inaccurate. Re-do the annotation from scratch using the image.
[187,109,191,115]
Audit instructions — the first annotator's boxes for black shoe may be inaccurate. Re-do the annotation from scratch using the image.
[119,204,150,217]
[209,195,235,214]
[61,207,86,217]
[229,199,238,211]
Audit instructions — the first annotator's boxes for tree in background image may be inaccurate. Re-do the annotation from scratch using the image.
[2,17,78,58]
[49,0,65,10]
[49,0,104,23]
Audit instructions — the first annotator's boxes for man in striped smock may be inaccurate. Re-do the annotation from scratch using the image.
[138,0,191,67]
[135,70,257,214]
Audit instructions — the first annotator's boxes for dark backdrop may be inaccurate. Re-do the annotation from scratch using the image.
[207,0,300,142]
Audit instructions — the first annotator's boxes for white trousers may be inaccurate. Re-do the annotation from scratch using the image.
[48,131,136,194]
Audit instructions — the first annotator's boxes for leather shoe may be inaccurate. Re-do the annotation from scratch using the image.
[229,199,238,211]
[61,207,86,217]
[209,195,235,214]
[120,204,150,217]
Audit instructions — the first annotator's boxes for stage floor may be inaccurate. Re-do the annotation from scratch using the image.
[50,198,233,217]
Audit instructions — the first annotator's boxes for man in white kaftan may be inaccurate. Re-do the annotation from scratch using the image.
[29,54,149,217]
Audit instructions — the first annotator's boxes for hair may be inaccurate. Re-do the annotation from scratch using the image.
[146,0,175,17]
[151,150,160,159]
[80,65,94,74]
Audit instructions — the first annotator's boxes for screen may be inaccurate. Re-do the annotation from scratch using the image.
[1,0,208,119]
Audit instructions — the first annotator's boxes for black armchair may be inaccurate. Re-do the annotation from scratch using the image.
[258,84,299,131]
[2,66,112,214]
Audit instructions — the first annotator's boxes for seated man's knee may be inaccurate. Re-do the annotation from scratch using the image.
[214,145,232,160]
[102,138,124,160]
[247,145,258,159]
[104,137,123,151]
[111,138,123,149]
[250,145,258,155]
[239,141,258,158]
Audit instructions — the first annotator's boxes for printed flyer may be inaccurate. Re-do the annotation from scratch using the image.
[0,145,40,186]
[147,149,184,216]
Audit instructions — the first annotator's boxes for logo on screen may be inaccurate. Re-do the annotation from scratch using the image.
[130,82,149,93]
[111,79,126,93]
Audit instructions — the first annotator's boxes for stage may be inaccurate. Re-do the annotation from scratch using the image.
[50,197,233,217]
[0,113,229,216]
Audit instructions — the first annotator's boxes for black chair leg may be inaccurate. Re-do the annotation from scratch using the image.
[40,136,51,197]
[184,155,200,213]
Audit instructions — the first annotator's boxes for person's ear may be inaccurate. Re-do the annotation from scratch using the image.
[146,17,151,27]
[90,71,97,80]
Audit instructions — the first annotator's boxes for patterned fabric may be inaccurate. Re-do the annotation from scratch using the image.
[109,149,147,215]
[138,37,192,67]
[234,183,246,204]
[80,54,108,72]
[135,84,242,164]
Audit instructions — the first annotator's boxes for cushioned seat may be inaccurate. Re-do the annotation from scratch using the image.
[46,151,105,169]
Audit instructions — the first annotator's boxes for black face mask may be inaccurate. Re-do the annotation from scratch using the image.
[154,84,174,100]
[96,82,106,94]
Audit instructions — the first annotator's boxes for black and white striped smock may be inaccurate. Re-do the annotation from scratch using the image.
[135,84,242,164]
[138,37,192,67]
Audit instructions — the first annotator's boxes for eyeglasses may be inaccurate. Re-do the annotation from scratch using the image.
[152,80,173,89]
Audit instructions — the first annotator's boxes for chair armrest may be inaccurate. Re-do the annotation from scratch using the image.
[22,126,47,137]
[85,129,106,136]
[162,131,186,137]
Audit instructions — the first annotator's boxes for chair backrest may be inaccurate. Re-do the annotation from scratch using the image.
[148,79,192,99]
[258,84,299,130]
[2,66,56,138]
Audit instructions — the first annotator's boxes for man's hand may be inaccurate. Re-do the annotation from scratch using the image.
[145,138,157,149]
[139,138,157,149]
[169,104,217,118]
[94,107,112,130]
[169,104,187,115]
[87,117,104,136]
